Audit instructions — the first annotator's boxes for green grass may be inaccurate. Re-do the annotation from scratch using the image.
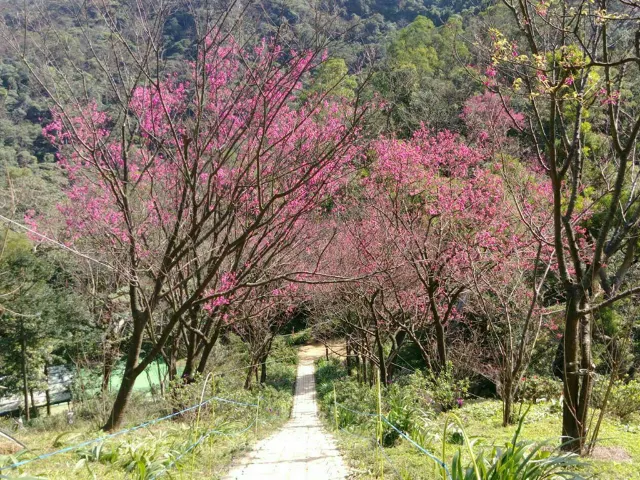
[315,359,640,480]
[329,400,640,479]
[0,337,298,479]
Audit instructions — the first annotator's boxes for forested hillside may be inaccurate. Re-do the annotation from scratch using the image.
[1,0,639,478]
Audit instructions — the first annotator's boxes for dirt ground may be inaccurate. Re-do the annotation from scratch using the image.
[299,342,346,363]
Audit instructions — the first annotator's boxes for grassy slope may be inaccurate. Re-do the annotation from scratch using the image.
[314,357,639,480]
[0,338,298,479]
[331,400,639,479]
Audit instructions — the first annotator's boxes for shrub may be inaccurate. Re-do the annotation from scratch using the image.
[285,329,311,346]
[517,375,562,403]
[398,364,469,412]
[383,384,433,447]
[402,364,469,412]
[269,337,298,365]
[592,378,640,421]
[164,373,210,421]
[315,358,348,399]
[316,359,376,428]
[333,380,377,428]
[428,367,469,412]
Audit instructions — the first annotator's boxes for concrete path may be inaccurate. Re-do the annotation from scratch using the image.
[223,345,348,480]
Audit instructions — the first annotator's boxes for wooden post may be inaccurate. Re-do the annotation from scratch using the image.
[255,396,261,437]
[333,385,339,430]
[362,356,367,385]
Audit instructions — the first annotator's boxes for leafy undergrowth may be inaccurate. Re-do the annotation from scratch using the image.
[0,337,297,479]
[316,358,640,480]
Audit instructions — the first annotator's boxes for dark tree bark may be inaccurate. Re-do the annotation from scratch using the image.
[434,319,447,372]
[244,365,256,389]
[44,363,51,416]
[101,351,115,395]
[494,0,640,454]
[375,331,387,385]
[260,358,267,385]
[195,320,223,375]
[20,321,30,422]
[502,378,514,427]
[29,389,38,419]
[102,313,146,431]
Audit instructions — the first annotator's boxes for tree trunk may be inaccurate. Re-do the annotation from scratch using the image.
[182,312,199,381]
[244,367,254,389]
[362,356,367,385]
[156,358,165,397]
[561,293,591,453]
[21,321,30,422]
[102,315,146,431]
[375,333,387,385]
[502,378,514,427]
[195,340,214,376]
[386,361,396,382]
[168,345,177,382]
[44,364,52,416]
[195,320,223,375]
[182,346,195,383]
[576,303,594,446]
[434,320,447,373]
[385,330,406,384]
[101,351,114,395]
[29,389,38,418]
[260,359,267,385]
[369,358,375,387]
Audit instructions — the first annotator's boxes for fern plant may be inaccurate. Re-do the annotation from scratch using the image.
[118,440,170,480]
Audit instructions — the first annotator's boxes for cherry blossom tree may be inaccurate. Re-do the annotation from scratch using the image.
[458,93,556,425]
[466,160,554,425]
[316,215,410,385]
[228,281,302,388]
[367,127,505,373]
[485,0,640,452]
[318,124,546,392]
[30,23,366,430]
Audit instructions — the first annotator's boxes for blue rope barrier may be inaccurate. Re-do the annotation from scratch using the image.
[335,403,451,479]
[380,415,451,478]
[150,419,258,479]
[376,439,403,478]
[0,395,258,472]
[335,403,377,418]
[338,426,402,478]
